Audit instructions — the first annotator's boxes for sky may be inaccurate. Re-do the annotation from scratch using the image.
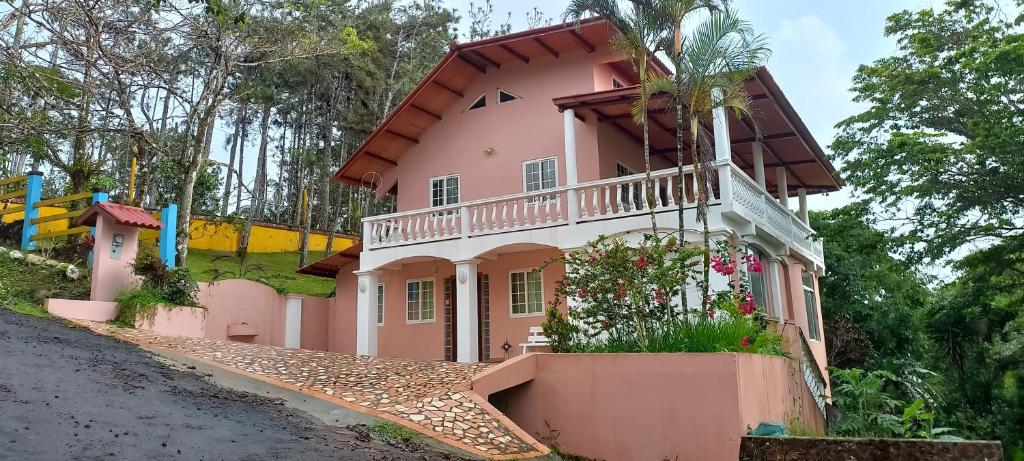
[207,0,940,212]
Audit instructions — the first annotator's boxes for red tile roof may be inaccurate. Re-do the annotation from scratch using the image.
[77,202,162,230]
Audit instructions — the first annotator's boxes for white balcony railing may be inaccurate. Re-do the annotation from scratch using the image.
[362,162,822,267]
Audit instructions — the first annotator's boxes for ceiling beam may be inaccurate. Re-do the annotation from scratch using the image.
[534,37,559,58]
[499,44,529,64]
[409,103,442,121]
[456,53,486,73]
[431,80,463,98]
[736,113,808,187]
[471,50,501,69]
[364,151,398,166]
[730,132,798,144]
[568,29,596,53]
[385,129,419,144]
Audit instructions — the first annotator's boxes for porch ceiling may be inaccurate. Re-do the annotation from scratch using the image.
[296,243,361,278]
[552,67,843,195]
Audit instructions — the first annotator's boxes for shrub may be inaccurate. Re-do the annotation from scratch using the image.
[115,247,202,326]
[541,234,783,355]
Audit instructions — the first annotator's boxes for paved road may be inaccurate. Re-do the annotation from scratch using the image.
[0,309,457,460]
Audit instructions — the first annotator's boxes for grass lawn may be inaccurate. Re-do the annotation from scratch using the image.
[185,249,335,297]
[0,252,91,317]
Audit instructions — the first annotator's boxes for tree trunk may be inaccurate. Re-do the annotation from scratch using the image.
[239,104,272,255]
[221,103,246,215]
[235,119,247,213]
[298,186,311,268]
[691,117,711,312]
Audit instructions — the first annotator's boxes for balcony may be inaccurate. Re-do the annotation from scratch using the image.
[361,161,824,271]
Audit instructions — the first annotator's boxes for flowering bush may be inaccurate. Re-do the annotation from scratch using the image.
[541,234,783,355]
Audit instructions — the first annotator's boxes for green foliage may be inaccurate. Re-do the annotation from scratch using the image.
[124,245,201,314]
[541,234,782,355]
[829,367,956,440]
[114,288,165,326]
[810,204,930,368]
[832,0,1024,262]
[0,251,90,317]
[368,422,419,446]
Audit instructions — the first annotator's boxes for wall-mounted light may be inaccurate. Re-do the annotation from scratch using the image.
[483,147,495,156]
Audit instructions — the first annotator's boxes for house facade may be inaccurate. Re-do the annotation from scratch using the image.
[307,19,839,379]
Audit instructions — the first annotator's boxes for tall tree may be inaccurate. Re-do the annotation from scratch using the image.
[832,0,1024,262]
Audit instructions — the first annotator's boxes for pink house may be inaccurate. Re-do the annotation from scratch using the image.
[306,18,838,382]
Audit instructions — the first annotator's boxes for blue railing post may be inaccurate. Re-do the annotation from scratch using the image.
[87,191,108,268]
[159,203,177,268]
[20,171,43,251]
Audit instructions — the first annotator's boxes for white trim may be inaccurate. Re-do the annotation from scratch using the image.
[496,88,523,104]
[508,268,545,318]
[522,157,559,203]
[464,92,486,112]
[405,278,437,324]
[428,174,460,208]
[376,282,385,326]
[801,271,821,341]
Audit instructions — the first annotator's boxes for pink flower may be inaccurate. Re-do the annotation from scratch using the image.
[589,254,599,263]
[615,282,626,301]
[577,288,588,299]
[636,255,649,270]
[740,336,751,348]
[746,255,763,273]
[738,291,756,316]
[707,308,716,319]
[711,255,736,276]
[654,287,667,305]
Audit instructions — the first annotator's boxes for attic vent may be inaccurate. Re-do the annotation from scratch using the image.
[497,89,522,104]
[466,94,486,111]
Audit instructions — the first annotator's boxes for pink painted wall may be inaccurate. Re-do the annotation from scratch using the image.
[375,260,453,360]
[297,294,330,350]
[472,353,825,461]
[198,279,286,346]
[44,298,117,321]
[138,306,207,338]
[90,220,142,302]
[478,248,565,361]
[781,257,830,390]
[330,264,358,355]
[387,48,629,212]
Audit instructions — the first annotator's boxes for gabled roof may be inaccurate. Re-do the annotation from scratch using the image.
[552,67,843,194]
[78,202,162,230]
[333,17,668,188]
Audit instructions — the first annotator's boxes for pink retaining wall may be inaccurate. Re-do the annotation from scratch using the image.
[330,264,358,355]
[138,306,207,338]
[44,298,118,322]
[297,295,330,351]
[472,353,825,461]
[198,279,286,346]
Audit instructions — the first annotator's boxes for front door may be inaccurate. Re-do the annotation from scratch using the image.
[443,274,490,362]
[443,276,457,361]
[284,297,302,349]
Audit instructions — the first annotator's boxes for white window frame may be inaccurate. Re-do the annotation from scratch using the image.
[615,162,642,207]
[429,174,460,209]
[522,157,559,204]
[744,246,769,314]
[464,93,486,112]
[496,88,522,104]
[376,283,385,326]
[802,271,821,341]
[406,278,436,324]
[509,268,544,318]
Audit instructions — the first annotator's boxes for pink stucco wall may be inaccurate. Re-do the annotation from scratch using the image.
[472,353,825,461]
[198,279,286,346]
[297,294,330,350]
[385,48,633,212]
[44,298,117,321]
[780,257,829,389]
[138,305,207,338]
[330,264,358,355]
[90,220,142,302]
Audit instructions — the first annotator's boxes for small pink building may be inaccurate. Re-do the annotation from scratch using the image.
[304,18,837,384]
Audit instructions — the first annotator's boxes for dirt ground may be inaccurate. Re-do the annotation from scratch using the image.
[0,309,461,460]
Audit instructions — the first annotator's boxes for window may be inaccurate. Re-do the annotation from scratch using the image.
[615,163,642,208]
[612,78,624,89]
[802,272,820,340]
[406,279,435,323]
[430,175,459,207]
[523,157,558,202]
[510,270,543,316]
[497,88,522,104]
[746,248,768,313]
[376,283,385,325]
[466,94,486,111]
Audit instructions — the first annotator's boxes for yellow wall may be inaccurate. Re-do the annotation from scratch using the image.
[1,206,73,234]
[9,206,355,254]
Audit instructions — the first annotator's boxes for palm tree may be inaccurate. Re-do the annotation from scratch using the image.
[671,7,770,311]
[564,0,663,233]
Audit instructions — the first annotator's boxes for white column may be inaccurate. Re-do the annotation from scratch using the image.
[776,166,789,209]
[355,270,380,356]
[752,141,766,190]
[454,259,479,363]
[798,188,808,224]
[563,109,580,224]
[711,88,731,162]
[768,258,786,321]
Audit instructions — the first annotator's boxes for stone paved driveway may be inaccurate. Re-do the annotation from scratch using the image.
[78,322,545,459]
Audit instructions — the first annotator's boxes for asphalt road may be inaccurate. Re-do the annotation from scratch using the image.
[0,309,457,461]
